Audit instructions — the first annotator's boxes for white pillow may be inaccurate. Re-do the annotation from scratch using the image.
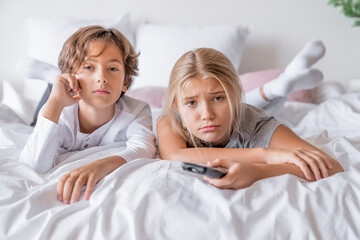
[1,81,36,125]
[132,24,250,89]
[27,13,134,68]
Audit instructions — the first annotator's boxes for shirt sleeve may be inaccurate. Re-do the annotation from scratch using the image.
[241,104,282,148]
[19,115,64,174]
[116,103,156,162]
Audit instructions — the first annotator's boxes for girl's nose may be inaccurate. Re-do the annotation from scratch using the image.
[201,103,215,120]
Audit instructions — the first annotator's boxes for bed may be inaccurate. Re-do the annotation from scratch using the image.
[1,13,360,240]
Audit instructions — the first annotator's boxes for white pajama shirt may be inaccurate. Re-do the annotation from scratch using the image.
[20,95,156,174]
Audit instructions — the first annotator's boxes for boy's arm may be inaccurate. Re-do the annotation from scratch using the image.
[20,112,64,174]
[116,102,156,161]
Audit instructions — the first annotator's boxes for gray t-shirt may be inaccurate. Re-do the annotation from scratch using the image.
[225,104,282,149]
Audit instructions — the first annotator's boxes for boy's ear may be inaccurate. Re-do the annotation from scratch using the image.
[122,83,128,92]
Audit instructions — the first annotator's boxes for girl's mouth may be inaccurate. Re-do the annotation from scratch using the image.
[200,125,220,132]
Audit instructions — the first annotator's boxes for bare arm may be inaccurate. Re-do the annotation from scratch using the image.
[157,116,267,164]
[157,116,344,181]
[268,125,344,177]
[203,159,318,189]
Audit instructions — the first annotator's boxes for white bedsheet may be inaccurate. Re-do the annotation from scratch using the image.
[1,93,360,240]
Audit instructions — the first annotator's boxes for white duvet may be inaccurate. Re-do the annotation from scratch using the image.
[1,93,360,240]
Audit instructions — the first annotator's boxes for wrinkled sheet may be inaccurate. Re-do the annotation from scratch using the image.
[1,93,360,240]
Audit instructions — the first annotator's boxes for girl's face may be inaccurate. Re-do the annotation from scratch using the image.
[178,77,231,146]
[75,40,127,110]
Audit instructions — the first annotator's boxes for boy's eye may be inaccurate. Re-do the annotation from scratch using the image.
[84,65,93,70]
[109,67,119,72]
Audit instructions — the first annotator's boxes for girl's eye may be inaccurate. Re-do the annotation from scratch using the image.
[213,96,224,101]
[186,100,196,106]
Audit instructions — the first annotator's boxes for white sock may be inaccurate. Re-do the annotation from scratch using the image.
[244,89,268,108]
[263,68,323,99]
[16,58,60,83]
[284,40,326,75]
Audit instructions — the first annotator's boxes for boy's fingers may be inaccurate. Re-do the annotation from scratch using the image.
[70,175,88,204]
[62,175,77,204]
[83,175,96,200]
[57,173,70,201]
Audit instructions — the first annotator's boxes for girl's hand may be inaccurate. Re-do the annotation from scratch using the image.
[265,148,333,181]
[49,73,81,108]
[203,159,255,190]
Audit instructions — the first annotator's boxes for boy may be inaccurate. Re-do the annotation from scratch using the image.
[20,26,156,204]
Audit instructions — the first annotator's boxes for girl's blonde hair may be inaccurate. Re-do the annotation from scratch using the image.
[163,48,244,147]
[58,25,138,88]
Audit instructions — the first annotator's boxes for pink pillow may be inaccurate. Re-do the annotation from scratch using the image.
[239,69,314,103]
[127,86,167,108]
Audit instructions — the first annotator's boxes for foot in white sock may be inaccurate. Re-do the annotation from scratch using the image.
[263,68,323,99]
[284,40,326,75]
[16,58,60,83]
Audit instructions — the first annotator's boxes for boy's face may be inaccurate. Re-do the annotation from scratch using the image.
[177,77,231,146]
[75,40,127,110]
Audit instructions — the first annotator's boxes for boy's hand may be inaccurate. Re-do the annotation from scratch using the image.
[265,148,333,181]
[49,73,81,108]
[203,159,255,189]
[57,156,126,204]
[42,73,81,123]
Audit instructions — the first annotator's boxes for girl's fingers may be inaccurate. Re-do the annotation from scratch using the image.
[207,158,232,169]
[70,175,88,204]
[293,157,312,180]
[83,175,96,200]
[57,173,70,202]
[302,150,329,178]
[297,150,330,180]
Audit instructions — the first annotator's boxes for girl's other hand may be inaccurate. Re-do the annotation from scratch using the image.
[50,73,81,108]
[203,159,255,190]
[265,148,333,181]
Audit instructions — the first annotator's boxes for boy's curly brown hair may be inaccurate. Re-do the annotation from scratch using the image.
[58,25,138,88]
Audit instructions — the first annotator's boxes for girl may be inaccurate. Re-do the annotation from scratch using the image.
[157,48,343,189]
[20,26,156,203]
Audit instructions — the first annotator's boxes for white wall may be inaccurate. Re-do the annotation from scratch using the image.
[1,0,359,92]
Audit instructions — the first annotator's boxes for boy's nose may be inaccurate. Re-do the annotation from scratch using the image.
[97,78,108,83]
[96,69,108,83]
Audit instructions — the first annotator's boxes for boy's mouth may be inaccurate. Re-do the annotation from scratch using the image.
[93,89,110,94]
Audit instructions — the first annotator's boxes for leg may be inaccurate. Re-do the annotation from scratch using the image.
[245,40,325,113]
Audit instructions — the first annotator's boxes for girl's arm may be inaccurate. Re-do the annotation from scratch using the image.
[157,116,268,164]
[203,159,317,189]
[57,155,127,204]
[268,125,344,177]
[157,116,344,180]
